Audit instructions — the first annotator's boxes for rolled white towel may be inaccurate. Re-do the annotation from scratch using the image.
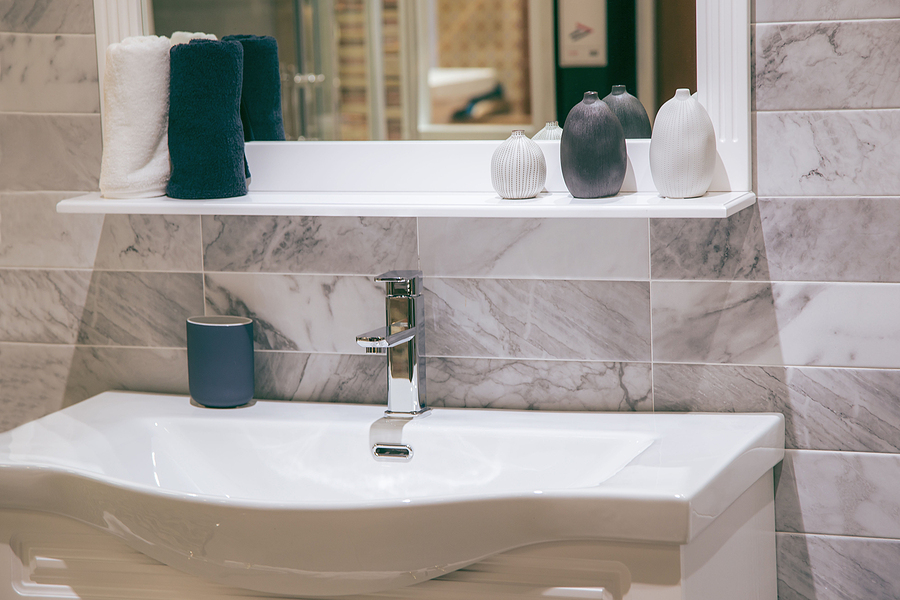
[99,35,171,199]
[170,31,217,46]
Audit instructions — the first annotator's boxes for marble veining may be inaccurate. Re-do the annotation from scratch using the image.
[650,204,768,280]
[64,346,189,407]
[777,533,900,600]
[0,343,73,432]
[755,22,900,112]
[255,351,386,404]
[756,110,900,197]
[0,192,103,268]
[651,281,780,365]
[94,215,202,272]
[202,215,417,274]
[776,450,900,539]
[204,273,384,353]
[0,0,95,33]
[77,272,204,347]
[755,1,900,23]
[0,269,91,344]
[654,363,900,452]
[0,114,101,191]
[0,33,99,113]
[759,198,900,283]
[427,358,651,411]
[418,217,649,280]
[652,281,900,368]
[426,278,651,362]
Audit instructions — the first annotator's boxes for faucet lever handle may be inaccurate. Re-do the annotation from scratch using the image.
[374,270,422,296]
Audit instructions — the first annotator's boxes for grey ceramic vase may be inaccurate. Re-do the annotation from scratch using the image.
[603,85,651,139]
[560,91,627,198]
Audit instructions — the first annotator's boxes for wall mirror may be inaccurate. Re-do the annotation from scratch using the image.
[92,0,749,191]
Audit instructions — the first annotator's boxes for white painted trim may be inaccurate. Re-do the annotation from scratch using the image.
[93,0,147,114]
[696,0,752,192]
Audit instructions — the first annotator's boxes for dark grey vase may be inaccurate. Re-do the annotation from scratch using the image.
[560,91,627,198]
[603,85,652,139]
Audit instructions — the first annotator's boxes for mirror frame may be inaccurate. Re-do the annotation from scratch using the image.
[93,0,750,193]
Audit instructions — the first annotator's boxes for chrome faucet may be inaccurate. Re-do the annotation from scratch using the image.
[356,270,429,417]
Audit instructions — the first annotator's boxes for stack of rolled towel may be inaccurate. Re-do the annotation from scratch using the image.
[99,32,285,200]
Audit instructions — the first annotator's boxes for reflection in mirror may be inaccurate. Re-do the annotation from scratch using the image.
[146,0,696,141]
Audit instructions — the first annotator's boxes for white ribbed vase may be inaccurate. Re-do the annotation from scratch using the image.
[491,130,547,199]
[532,121,563,140]
[649,89,717,198]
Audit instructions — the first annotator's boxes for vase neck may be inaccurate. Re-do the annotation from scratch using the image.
[583,91,600,104]
[611,85,626,95]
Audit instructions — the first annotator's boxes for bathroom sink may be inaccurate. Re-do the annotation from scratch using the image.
[0,392,784,596]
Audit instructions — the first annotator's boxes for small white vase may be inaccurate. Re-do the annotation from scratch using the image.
[649,89,716,198]
[532,121,563,140]
[491,130,547,199]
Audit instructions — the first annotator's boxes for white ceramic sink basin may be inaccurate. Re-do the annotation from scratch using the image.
[0,392,784,596]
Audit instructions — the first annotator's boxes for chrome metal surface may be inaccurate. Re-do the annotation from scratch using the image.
[372,443,413,461]
[357,270,427,417]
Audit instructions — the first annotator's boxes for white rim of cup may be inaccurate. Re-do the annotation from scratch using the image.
[187,316,253,326]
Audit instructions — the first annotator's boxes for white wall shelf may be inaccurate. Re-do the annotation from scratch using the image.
[57,190,755,219]
[59,140,755,219]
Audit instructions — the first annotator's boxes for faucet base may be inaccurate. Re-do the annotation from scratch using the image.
[384,407,432,419]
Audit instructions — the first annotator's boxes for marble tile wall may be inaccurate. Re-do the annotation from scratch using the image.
[1,0,899,597]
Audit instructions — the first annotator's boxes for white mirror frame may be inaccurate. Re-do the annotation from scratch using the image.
[93,0,750,193]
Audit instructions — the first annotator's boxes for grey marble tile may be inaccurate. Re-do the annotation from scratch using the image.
[63,346,189,407]
[0,33,99,113]
[650,204,769,281]
[202,216,417,274]
[755,1,900,23]
[426,278,651,361]
[759,198,900,283]
[428,358,652,411]
[0,342,73,432]
[77,272,204,347]
[777,533,900,600]
[204,273,384,353]
[651,281,779,364]
[776,450,900,538]
[654,364,900,452]
[0,0,95,33]
[418,217,649,280]
[94,215,202,272]
[0,114,101,191]
[756,110,900,197]
[652,281,900,368]
[0,269,91,343]
[0,192,103,268]
[755,22,900,111]
[255,351,386,404]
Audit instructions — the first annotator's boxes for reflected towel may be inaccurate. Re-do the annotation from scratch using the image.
[170,31,217,46]
[99,35,171,199]
[166,39,247,199]
[222,34,285,141]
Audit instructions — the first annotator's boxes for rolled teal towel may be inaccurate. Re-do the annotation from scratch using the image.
[166,39,247,199]
[222,34,285,141]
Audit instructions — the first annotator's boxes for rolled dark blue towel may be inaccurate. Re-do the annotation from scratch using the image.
[222,34,285,141]
[167,39,248,199]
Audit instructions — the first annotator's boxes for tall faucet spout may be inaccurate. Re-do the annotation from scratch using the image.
[356,271,428,417]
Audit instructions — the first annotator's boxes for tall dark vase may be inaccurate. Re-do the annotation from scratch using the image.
[603,85,652,139]
[560,91,627,198]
